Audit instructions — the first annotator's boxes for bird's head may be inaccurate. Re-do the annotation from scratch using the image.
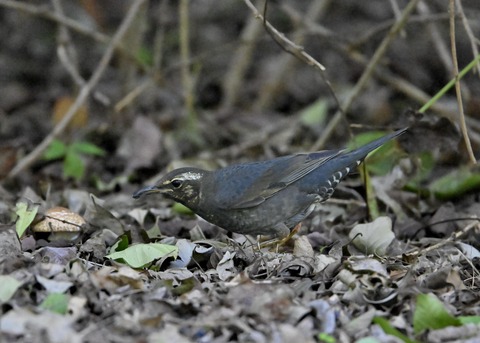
[133,167,208,208]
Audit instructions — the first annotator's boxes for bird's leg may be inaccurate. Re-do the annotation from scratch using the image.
[277,222,302,246]
[259,223,302,249]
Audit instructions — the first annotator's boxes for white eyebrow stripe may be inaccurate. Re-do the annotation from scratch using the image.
[178,172,202,181]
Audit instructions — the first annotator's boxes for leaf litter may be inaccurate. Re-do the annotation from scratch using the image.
[2,179,479,342]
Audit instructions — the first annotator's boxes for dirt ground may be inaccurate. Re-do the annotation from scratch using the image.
[1,1,480,342]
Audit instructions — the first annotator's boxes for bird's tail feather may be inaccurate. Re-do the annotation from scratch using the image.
[347,127,407,161]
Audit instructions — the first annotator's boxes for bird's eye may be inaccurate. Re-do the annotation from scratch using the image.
[171,179,183,188]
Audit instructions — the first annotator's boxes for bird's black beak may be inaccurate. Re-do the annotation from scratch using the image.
[132,185,160,199]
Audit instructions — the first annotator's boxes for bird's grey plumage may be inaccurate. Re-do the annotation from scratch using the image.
[133,128,407,237]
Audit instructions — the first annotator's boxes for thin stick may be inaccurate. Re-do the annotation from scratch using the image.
[179,0,198,135]
[242,0,325,72]
[456,0,480,76]
[253,0,329,111]
[242,0,345,137]
[418,53,480,113]
[51,0,109,105]
[402,220,479,259]
[449,0,476,164]
[417,1,453,75]
[312,0,421,150]
[7,0,147,179]
[0,0,145,72]
[221,16,262,110]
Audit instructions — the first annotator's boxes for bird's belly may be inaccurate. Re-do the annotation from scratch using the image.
[197,191,316,235]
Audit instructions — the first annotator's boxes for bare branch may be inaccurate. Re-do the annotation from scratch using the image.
[7,0,148,179]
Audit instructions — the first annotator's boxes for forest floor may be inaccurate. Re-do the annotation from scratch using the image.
[1,1,480,342]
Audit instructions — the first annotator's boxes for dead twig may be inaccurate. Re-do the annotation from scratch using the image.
[252,0,330,111]
[242,0,325,72]
[403,219,479,259]
[449,0,476,164]
[7,0,147,179]
[50,0,110,105]
[311,0,421,151]
[418,1,454,77]
[221,16,263,110]
[456,0,480,76]
[0,0,149,76]
[351,13,450,50]
[179,0,196,124]
[115,0,167,113]
[298,11,480,146]
[242,0,346,144]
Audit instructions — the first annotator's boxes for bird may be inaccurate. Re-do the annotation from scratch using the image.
[133,128,407,238]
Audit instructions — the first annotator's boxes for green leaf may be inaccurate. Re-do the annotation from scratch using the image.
[15,202,39,237]
[458,316,480,325]
[373,317,417,343]
[40,293,69,314]
[317,333,336,343]
[63,150,85,180]
[348,131,385,149]
[355,338,381,343]
[136,46,153,67]
[349,131,403,175]
[164,277,196,296]
[172,202,194,215]
[109,234,130,253]
[429,167,480,200]
[412,151,435,182]
[404,152,435,193]
[43,139,67,160]
[71,141,105,156]
[413,293,461,334]
[299,98,328,126]
[94,175,128,192]
[0,275,22,303]
[106,243,178,268]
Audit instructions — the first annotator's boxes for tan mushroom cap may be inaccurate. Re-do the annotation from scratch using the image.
[33,206,86,233]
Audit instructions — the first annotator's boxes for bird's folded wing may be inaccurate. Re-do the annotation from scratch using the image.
[219,149,343,209]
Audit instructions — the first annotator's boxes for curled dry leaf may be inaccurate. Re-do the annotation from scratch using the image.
[349,216,395,256]
[33,207,86,242]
